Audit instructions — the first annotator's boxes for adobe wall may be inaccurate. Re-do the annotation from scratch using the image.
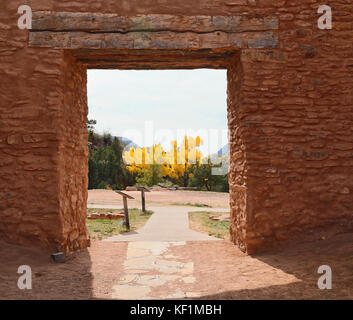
[0,1,352,254]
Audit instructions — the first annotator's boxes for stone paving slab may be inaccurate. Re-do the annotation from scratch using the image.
[111,241,199,300]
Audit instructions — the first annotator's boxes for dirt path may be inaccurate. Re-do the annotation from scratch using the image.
[88,189,230,209]
[1,232,352,300]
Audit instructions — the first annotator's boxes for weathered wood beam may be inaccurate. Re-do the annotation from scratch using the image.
[72,51,234,69]
[29,31,278,50]
[84,61,228,70]
[32,12,278,33]
[67,48,237,69]
[72,48,236,60]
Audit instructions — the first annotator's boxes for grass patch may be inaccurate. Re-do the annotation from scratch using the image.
[188,211,230,239]
[87,208,153,240]
[171,202,211,208]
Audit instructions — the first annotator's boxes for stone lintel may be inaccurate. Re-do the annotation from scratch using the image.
[29,31,278,50]
[32,12,278,33]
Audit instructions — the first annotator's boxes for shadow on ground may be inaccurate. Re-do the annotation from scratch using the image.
[0,232,352,300]
[0,241,94,299]
[0,240,127,300]
[191,232,353,300]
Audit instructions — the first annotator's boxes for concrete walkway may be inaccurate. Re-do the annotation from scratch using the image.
[99,206,229,242]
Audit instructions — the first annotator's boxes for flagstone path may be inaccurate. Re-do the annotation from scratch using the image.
[98,206,228,299]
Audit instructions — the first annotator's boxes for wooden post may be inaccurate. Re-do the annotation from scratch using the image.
[123,196,130,231]
[115,191,134,231]
[137,186,150,214]
[141,189,146,213]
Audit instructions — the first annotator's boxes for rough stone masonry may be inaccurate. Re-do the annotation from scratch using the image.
[0,1,352,254]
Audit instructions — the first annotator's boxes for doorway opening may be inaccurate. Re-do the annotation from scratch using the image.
[86,68,230,242]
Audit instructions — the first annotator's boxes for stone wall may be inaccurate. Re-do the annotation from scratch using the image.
[58,52,90,253]
[236,3,353,252]
[0,1,352,254]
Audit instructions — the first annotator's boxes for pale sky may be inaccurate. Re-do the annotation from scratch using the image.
[87,69,228,155]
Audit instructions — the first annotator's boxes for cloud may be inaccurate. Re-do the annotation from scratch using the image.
[88,69,228,154]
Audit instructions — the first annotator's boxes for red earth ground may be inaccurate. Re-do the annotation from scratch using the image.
[87,189,230,209]
[0,232,352,300]
[1,190,351,300]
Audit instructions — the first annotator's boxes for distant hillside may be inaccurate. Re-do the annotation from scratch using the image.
[88,131,138,150]
[118,137,139,149]
[217,144,229,156]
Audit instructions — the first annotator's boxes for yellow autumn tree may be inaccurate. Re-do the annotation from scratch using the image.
[123,136,203,186]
